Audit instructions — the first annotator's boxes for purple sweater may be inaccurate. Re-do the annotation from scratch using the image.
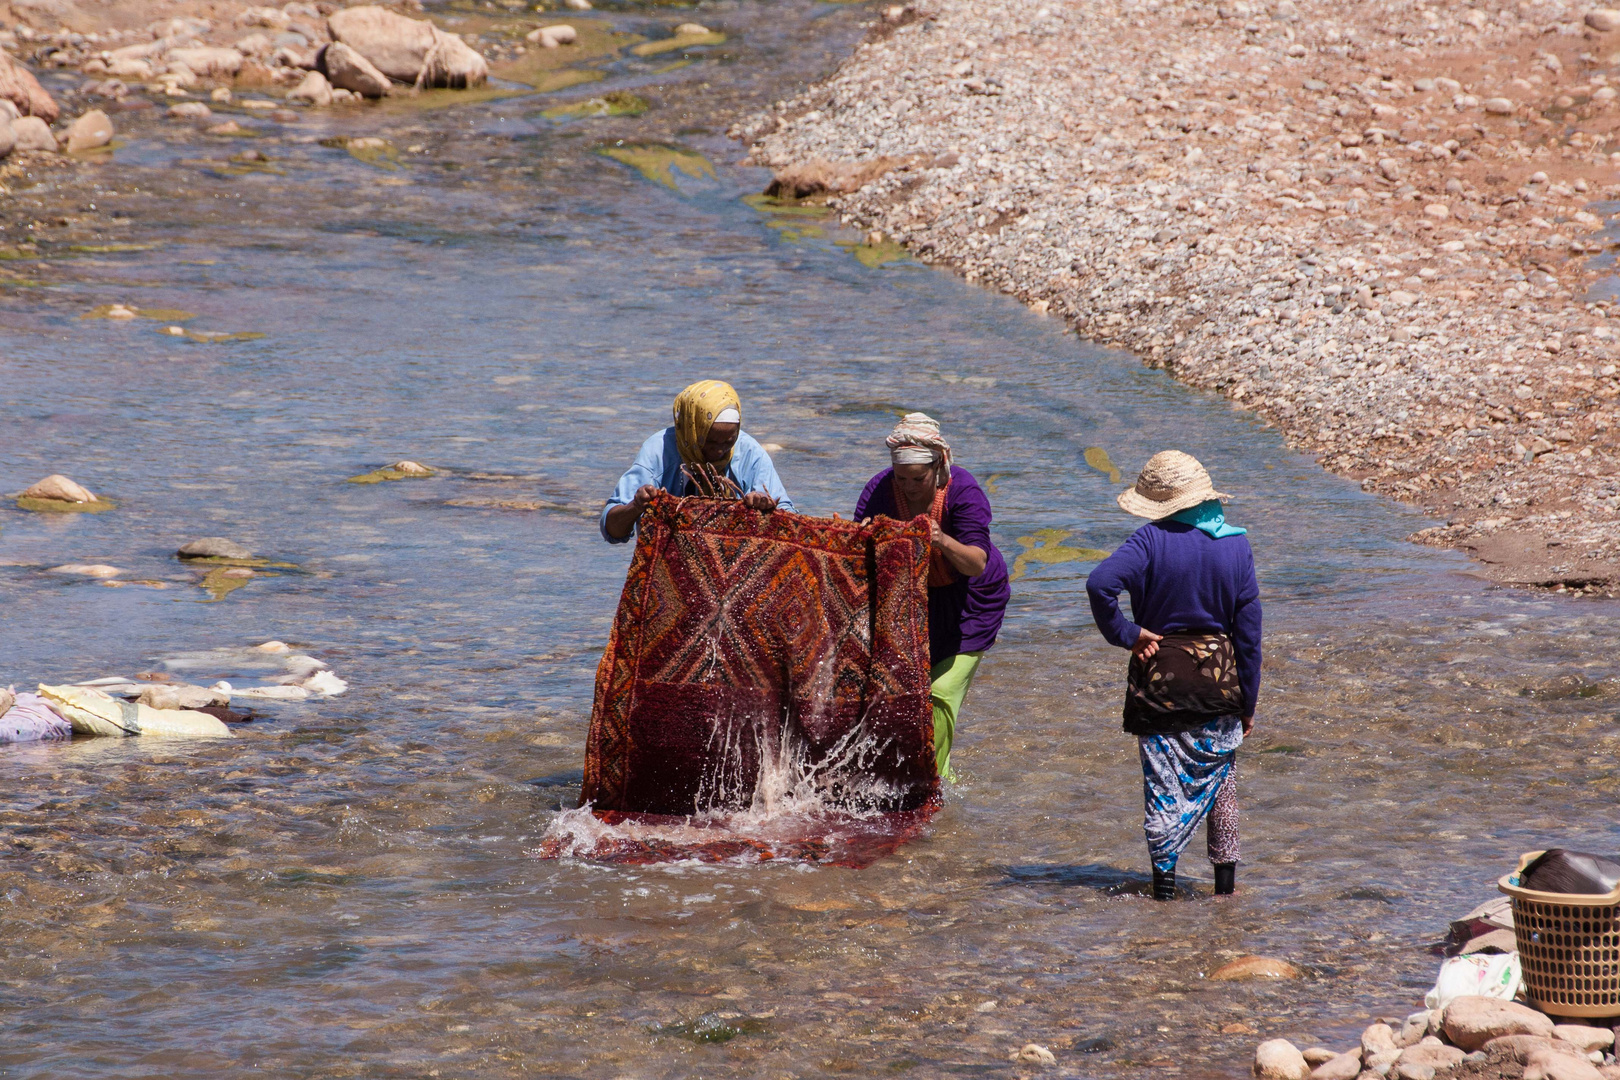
[1086,520,1263,718]
[856,466,1010,666]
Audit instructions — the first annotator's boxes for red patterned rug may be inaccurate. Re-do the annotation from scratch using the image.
[547,494,938,865]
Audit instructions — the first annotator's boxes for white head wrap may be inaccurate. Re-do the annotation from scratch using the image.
[714,407,740,424]
[885,412,951,472]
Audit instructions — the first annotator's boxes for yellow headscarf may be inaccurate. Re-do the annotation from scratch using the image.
[672,380,742,470]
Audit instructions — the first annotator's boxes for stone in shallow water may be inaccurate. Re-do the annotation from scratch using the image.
[65,108,113,152]
[22,474,96,503]
[1010,1043,1055,1065]
[1209,955,1301,981]
[178,537,253,559]
[47,564,121,578]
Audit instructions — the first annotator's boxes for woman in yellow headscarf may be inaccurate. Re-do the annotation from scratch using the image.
[601,380,794,543]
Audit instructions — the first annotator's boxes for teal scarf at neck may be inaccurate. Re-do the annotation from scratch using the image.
[1167,499,1246,539]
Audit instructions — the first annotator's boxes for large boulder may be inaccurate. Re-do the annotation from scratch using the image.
[0,117,14,159]
[1255,1040,1311,1080]
[21,474,96,503]
[320,42,390,98]
[166,46,245,78]
[64,109,113,152]
[327,5,487,88]
[1443,996,1555,1052]
[0,50,59,122]
[12,116,57,152]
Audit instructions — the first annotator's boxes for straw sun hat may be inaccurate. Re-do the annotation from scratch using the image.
[1116,450,1231,519]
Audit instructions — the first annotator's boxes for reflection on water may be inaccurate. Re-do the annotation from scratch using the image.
[2,0,1620,1075]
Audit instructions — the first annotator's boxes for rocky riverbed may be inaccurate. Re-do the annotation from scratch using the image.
[740,0,1620,594]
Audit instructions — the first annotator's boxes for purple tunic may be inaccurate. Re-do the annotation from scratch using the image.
[1085,520,1263,718]
[856,465,1010,666]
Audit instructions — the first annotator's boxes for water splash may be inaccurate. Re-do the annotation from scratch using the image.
[535,703,935,867]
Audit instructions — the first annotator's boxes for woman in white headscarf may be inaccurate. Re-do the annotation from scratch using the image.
[854,413,1009,782]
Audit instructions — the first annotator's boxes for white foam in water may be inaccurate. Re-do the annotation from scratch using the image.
[537,707,912,862]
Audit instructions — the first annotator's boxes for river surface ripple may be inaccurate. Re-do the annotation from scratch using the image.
[2,3,1619,1076]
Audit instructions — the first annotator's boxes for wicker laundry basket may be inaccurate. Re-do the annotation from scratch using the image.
[1499,850,1620,1019]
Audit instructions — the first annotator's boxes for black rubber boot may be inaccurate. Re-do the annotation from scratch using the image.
[1152,867,1176,901]
[1214,862,1236,896]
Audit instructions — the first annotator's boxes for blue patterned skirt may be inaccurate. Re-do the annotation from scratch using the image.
[1138,716,1243,873]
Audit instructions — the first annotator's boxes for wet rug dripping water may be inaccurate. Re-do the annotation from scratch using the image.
[540,493,937,866]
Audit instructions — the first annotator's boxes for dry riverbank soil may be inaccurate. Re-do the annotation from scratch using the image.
[742,0,1620,594]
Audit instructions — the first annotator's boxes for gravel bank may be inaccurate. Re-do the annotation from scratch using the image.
[739,0,1620,593]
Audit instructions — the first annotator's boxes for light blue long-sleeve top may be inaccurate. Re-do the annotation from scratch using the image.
[599,426,795,543]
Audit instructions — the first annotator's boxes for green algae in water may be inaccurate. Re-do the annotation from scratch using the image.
[651,58,693,74]
[766,219,823,241]
[630,30,726,56]
[543,89,649,119]
[742,193,831,217]
[836,238,910,268]
[598,143,715,188]
[381,84,534,112]
[650,1012,768,1044]
[67,243,157,254]
[827,401,913,419]
[490,20,640,89]
[82,304,198,322]
[1084,446,1122,484]
[347,466,436,484]
[16,497,116,514]
[321,136,400,171]
[158,326,267,344]
[1010,528,1110,581]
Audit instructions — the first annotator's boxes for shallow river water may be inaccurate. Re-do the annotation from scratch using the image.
[3,3,1620,1076]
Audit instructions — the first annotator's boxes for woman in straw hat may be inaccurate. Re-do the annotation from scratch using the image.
[601,380,794,543]
[854,413,1010,783]
[1085,451,1261,900]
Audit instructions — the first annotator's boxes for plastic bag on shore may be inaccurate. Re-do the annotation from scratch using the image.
[1423,952,1522,1011]
[37,684,232,739]
[1521,848,1620,895]
[0,691,74,743]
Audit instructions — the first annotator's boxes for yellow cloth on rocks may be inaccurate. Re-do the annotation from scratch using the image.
[672,380,741,471]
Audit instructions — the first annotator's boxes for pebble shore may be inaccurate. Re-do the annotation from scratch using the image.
[739,0,1620,593]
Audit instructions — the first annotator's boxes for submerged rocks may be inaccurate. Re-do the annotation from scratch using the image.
[320,42,391,99]
[1255,1039,1311,1080]
[64,109,113,153]
[389,459,432,476]
[1211,956,1302,981]
[1443,996,1556,1051]
[327,5,488,88]
[47,564,121,578]
[0,50,59,122]
[168,101,212,120]
[22,475,97,503]
[177,537,252,560]
[1010,1043,1055,1066]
